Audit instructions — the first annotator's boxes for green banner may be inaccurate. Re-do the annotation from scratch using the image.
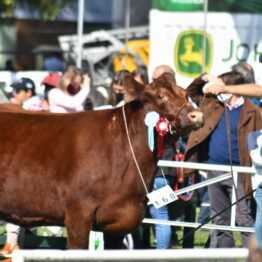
[152,0,204,11]
[152,0,262,13]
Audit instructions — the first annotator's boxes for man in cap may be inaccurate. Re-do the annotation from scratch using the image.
[10,77,43,111]
[0,77,44,256]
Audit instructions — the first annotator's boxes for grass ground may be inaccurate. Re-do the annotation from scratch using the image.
[148,207,243,249]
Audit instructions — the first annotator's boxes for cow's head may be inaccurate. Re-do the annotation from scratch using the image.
[123,72,203,138]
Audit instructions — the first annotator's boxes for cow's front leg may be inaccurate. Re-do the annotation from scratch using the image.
[103,233,125,249]
[64,208,93,249]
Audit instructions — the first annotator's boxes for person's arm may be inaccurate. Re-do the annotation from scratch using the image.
[204,83,262,98]
[202,73,262,98]
[48,85,90,110]
[186,74,207,106]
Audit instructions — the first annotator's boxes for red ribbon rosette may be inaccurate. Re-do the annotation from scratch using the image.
[156,118,171,158]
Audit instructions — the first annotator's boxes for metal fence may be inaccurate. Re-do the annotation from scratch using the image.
[11,248,249,262]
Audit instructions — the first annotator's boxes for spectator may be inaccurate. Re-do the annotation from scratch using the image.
[203,57,262,260]
[43,52,65,72]
[40,72,61,111]
[0,77,45,256]
[152,65,176,81]
[248,131,262,262]
[231,62,261,106]
[10,77,43,110]
[185,70,262,247]
[132,66,149,85]
[48,65,90,113]
[4,59,15,71]
[107,70,129,107]
[148,65,177,249]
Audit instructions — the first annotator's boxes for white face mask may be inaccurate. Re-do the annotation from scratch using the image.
[217,93,232,103]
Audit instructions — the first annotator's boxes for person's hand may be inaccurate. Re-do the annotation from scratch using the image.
[201,73,226,95]
[82,74,91,87]
[202,73,224,85]
[203,83,227,95]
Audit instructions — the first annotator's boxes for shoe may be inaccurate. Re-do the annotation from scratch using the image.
[0,242,19,256]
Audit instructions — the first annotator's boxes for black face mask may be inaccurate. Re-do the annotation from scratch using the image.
[116,93,124,104]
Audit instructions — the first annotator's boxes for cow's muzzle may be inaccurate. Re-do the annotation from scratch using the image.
[187,110,204,129]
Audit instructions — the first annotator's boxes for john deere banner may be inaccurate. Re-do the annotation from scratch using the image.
[149,10,262,87]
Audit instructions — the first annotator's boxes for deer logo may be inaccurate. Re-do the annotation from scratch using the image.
[180,36,203,67]
[174,30,213,78]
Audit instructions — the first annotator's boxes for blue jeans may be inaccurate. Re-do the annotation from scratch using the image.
[255,182,262,250]
[149,175,175,249]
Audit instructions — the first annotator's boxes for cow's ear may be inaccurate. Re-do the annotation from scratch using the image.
[162,73,176,85]
[123,73,144,98]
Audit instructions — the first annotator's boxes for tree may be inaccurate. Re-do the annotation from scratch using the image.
[0,0,77,20]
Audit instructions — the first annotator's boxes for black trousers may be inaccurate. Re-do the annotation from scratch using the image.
[207,170,253,247]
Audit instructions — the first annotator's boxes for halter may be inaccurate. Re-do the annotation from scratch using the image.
[170,102,188,135]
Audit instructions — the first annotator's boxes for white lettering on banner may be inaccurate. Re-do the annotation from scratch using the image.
[147,185,178,208]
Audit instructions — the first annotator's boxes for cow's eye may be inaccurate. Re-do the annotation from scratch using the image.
[158,94,164,99]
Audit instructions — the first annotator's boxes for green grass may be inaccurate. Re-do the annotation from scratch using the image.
[149,207,243,249]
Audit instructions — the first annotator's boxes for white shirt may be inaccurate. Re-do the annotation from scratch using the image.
[22,96,43,111]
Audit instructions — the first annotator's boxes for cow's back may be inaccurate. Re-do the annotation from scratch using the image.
[0,107,152,228]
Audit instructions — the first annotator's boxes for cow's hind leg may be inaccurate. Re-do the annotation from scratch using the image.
[103,233,125,249]
[64,208,93,249]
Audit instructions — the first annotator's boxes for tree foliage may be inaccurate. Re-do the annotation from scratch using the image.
[0,0,77,20]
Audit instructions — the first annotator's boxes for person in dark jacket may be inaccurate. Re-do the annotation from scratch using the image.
[185,71,262,248]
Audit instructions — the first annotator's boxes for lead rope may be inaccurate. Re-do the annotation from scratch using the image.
[222,98,242,219]
[223,100,239,197]
[122,106,149,194]
[200,94,241,220]
[201,94,239,201]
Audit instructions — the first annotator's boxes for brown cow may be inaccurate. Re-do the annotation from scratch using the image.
[0,73,203,249]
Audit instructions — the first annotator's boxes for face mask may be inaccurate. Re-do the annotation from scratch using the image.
[217,93,232,104]
[68,84,81,95]
[116,93,124,103]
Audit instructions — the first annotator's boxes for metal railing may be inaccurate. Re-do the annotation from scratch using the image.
[145,160,256,232]
[11,248,249,262]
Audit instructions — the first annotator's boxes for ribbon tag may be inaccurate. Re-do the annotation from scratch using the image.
[144,111,159,151]
[156,118,171,157]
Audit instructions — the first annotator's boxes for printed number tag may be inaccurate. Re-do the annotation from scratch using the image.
[147,185,178,208]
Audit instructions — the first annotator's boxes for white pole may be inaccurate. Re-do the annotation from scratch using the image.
[230,170,238,227]
[124,0,131,69]
[202,0,208,73]
[77,0,85,68]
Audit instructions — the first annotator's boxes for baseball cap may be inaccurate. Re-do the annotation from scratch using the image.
[41,72,60,87]
[11,77,35,91]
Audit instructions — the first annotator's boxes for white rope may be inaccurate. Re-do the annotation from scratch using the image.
[122,106,149,194]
